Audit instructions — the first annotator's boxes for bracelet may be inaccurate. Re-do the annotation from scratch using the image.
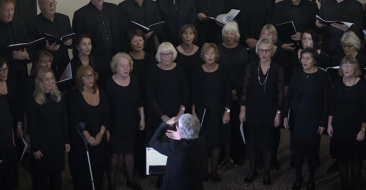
[141,116,145,119]
[100,130,105,134]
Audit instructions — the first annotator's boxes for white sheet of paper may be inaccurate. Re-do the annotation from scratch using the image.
[239,122,246,144]
[20,137,28,161]
[146,147,167,175]
[57,62,72,83]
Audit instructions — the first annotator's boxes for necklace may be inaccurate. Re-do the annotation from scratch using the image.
[0,81,6,90]
[183,44,194,53]
[304,67,316,78]
[344,77,356,90]
[257,63,270,91]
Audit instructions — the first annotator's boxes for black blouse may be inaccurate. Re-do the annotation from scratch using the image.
[0,96,13,149]
[70,55,104,86]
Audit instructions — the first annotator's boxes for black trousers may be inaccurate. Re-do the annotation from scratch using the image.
[32,171,61,190]
[229,101,245,160]
[70,162,104,190]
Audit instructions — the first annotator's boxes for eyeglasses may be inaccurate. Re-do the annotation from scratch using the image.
[41,1,57,6]
[341,64,355,69]
[342,44,354,49]
[119,64,131,68]
[258,49,272,54]
[160,52,173,57]
[0,67,8,74]
[83,74,95,79]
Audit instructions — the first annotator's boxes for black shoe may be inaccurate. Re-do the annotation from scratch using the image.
[256,159,264,170]
[155,177,163,189]
[231,158,243,166]
[292,179,303,190]
[263,178,271,186]
[108,184,116,190]
[307,183,315,190]
[327,161,338,173]
[243,171,257,183]
[211,173,221,182]
[126,181,142,190]
[272,160,280,171]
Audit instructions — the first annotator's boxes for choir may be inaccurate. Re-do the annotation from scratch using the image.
[1,0,366,190]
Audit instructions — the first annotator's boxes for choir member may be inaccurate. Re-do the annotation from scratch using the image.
[105,53,145,190]
[0,0,30,88]
[233,0,275,49]
[28,67,69,190]
[119,0,163,54]
[150,115,206,190]
[145,42,189,188]
[156,0,197,47]
[192,43,231,182]
[297,29,330,70]
[73,0,126,78]
[282,47,331,190]
[239,38,284,185]
[26,0,72,81]
[195,0,232,46]
[67,65,109,190]
[70,34,104,87]
[272,0,318,52]
[327,55,366,190]
[217,21,248,166]
[316,0,363,57]
[175,24,202,106]
[127,28,156,174]
[0,56,19,190]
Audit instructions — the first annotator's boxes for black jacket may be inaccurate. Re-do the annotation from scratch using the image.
[149,122,206,190]
[73,2,126,58]
[282,68,331,128]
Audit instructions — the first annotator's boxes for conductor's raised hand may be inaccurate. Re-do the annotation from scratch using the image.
[65,144,70,153]
[166,130,181,140]
[33,150,43,159]
[166,117,177,126]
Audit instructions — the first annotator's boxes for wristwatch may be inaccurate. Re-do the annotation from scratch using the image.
[225,108,230,113]
[362,128,366,132]
[277,110,281,114]
[182,106,185,111]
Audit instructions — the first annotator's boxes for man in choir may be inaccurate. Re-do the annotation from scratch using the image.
[73,0,127,78]
[316,0,363,57]
[234,0,275,51]
[119,0,163,54]
[27,0,73,81]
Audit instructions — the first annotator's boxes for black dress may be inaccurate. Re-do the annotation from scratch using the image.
[0,96,19,190]
[145,64,189,142]
[175,49,203,104]
[283,68,331,155]
[66,89,109,190]
[28,94,68,174]
[105,75,142,154]
[70,55,104,87]
[192,65,231,147]
[329,78,366,161]
[241,61,284,150]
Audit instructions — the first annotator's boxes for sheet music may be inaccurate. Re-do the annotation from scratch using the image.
[20,137,28,161]
[239,122,246,144]
[146,147,167,175]
[57,63,72,83]
[326,66,340,71]
[316,15,354,28]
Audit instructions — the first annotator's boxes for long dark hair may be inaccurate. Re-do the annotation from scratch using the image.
[302,29,320,50]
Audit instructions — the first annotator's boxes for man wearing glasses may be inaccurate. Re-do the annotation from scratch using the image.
[26,0,73,83]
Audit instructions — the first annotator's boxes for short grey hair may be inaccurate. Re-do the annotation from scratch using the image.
[110,52,134,74]
[155,42,177,62]
[222,21,240,42]
[340,31,361,51]
[255,38,275,57]
[178,114,200,140]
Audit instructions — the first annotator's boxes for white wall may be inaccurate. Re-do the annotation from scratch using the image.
[40,0,366,24]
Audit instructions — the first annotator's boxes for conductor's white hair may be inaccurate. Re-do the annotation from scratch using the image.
[178,114,200,140]
[222,21,240,42]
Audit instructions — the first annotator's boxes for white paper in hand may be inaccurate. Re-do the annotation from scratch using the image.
[20,137,28,161]
[57,63,72,83]
[239,122,246,144]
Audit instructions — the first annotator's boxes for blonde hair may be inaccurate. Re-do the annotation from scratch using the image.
[260,24,278,43]
[340,31,361,51]
[200,43,219,62]
[33,67,61,105]
[222,21,240,42]
[155,42,177,62]
[338,55,363,77]
[256,38,275,57]
[110,52,134,74]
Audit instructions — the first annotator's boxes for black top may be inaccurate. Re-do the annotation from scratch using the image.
[175,49,203,103]
[23,75,36,114]
[73,2,126,65]
[105,74,142,138]
[157,0,197,46]
[145,64,189,140]
[0,96,13,149]
[28,94,68,173]
[2,80,22,128]
[283,68,331,128]
[272,0,318,37]
[70,55,104,86]
[27,13,72,78]
[217,44,248,94]
[93,7,113,51]
[235,0,275,43]
[67,89,109,164]
[119,0,163,53]
[318,0,363,55]
[0,18,30,71]
[149,122,206,190]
